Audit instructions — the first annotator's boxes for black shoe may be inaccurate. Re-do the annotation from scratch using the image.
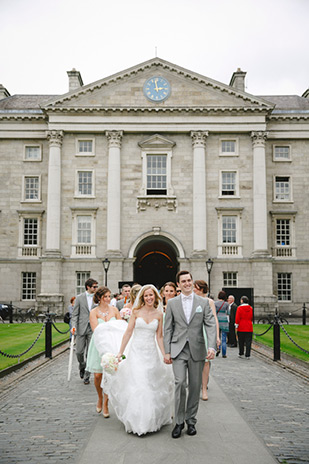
[172,423,184,439]
[216,350,220,357]
[80,368,85,379]
[187,424,197,436]
[83,377,90,385]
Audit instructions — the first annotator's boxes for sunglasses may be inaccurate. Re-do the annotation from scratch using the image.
[92,285,98,289]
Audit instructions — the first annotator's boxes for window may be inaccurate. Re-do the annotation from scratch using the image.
[276,219,290,247]
[71,208,97,257]
[76,138,95,156]
[273,145,291,161]
[17,210,44,258]
[24,145,42,161]
[274,176,291,201]
[75,170,94,197]
[147,155,167,195]
[216,208,243,257]
[24,176,40,201]
[24,218,38,245]
[270,211,296,258]
[76,271,91,295]
[220,171,238,196]
[220,139,238,156]
[22,272,36,300]
[223,272,238,287]
[277,273,292,301]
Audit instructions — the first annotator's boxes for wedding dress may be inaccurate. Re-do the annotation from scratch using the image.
[94,317,174,436]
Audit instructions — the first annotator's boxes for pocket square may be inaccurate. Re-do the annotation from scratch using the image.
[196,306,203,313]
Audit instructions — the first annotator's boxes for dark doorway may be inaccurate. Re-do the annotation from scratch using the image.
[223,287,255,320]
[134,238,179,289]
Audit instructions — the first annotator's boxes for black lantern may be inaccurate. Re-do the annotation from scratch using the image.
[102,258,111,286]
[206,258,214,295]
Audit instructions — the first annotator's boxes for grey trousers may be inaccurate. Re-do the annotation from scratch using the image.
[172,343,204,425]
[76,324,92,375]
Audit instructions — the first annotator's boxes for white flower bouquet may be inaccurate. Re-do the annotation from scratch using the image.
[120,307,132,321]
[101,352,125,374]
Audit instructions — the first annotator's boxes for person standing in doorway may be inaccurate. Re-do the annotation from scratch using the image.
[71,278,98,384]
[227,295,238,347]
[235,296,253,359]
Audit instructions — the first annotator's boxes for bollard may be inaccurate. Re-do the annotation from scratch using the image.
[302,303,306,326]
[273,313,280,361]
[9,301,13,324]
[45,310,52,359]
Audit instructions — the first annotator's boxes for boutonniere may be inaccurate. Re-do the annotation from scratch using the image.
[195,306,203,313]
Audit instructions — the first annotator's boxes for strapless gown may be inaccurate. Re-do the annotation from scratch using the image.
[86,317,116,373]
[94,317,174,436]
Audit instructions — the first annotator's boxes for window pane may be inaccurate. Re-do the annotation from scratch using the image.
[77,216,91,243]
[223,272,237,287]
[222,172,236,195]
[222,140,235,153]
[22,272,36,300]
[275,176,290,200]
[78,140,93,153]
[25,146,40,160]
[24,218,38,245]
[274,146,290,159]
[277,273,292,301]
[78,171,93,195]
[276,219,290,246]
[146,155,167,194]
[76,271,90,295]
[222,216,236,243]
[25,177,39,200]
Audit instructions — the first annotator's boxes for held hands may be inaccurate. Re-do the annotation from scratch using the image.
[206,348,216,360]
[164,354,172,364]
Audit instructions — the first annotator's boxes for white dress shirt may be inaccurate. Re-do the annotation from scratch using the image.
[86,292,94,311]
[181,292,194,323]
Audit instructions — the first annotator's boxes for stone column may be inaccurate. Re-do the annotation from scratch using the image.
[45,130,63,255]
[106,131,123,254]
[191,131,208,255]
[251,131,269,255]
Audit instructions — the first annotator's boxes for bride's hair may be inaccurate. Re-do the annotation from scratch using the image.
[93,286,110,304]
[134,285,162,310]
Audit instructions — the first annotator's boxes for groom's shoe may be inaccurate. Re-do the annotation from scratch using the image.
[172,423,184,439]
[187,424,197,436]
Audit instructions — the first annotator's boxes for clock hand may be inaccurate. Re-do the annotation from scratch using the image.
[154,79,159,92]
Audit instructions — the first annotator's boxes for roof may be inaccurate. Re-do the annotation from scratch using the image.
[0,95,57,111]
[259,95,309,112]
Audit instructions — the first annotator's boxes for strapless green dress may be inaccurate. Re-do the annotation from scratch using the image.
[86,317,116,373]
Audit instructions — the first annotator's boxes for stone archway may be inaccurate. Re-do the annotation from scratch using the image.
[133,236,180,289]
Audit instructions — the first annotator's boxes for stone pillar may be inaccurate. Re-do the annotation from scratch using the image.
[251,131,269,256]
[191,131,208,256]
[45,130,63,255]
[106,131,123,254]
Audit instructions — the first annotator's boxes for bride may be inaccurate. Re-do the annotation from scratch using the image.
[94,284,174,436]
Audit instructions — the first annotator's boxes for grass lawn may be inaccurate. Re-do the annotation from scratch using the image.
[0,322,70,371]
[253,324,309,363]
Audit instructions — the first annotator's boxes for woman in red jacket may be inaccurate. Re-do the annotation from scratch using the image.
[235,296,253,359]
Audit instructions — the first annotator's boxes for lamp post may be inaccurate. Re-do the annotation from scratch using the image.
[102,258,110,286]
[206,258,214,296]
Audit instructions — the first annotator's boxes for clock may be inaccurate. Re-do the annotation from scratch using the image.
[143,76,171,102]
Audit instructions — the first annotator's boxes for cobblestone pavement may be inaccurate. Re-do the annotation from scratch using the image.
[0,345,308,464]
[211,347,309,464]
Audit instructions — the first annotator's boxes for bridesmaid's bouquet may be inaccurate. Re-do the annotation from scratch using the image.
[120,307,132,321]
[101,353,125,374]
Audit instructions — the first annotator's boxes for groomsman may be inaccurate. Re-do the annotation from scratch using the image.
[164,271,216,438]
[71,278,98,384]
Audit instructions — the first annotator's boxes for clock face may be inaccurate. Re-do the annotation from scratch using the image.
[143,76,171,102]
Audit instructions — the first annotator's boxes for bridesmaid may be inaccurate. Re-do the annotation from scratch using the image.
[86,286,121,417]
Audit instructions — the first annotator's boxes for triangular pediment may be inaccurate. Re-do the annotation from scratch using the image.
[44,58,273,111]
[138,134,176,149]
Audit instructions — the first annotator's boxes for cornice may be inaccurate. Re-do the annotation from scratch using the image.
[268,113,309,121]
[0,113,46,121]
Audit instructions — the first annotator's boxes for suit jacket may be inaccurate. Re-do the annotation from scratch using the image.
[229,302,238,324]
[71,292,96,336]
[164,293,216,361]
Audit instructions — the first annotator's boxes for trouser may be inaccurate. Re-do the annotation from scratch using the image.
[172,343,204,426]
[228,323,237,346]
[238,332,253,357]
[76,325,92,375]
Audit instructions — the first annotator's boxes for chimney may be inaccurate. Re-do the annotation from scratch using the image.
[0,84,10,100]
[67,68,84,92]
[229,68,247,92]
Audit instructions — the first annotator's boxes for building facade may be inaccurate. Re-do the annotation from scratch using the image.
[0,58,308,316]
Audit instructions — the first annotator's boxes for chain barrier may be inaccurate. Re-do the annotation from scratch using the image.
[51,321,70,335]
[0,321,46,361]
[253,323,273,337]
[279,321,309,354]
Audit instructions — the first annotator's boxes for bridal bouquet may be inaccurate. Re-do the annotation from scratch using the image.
[101,353,126,374]
[120,307,132,321]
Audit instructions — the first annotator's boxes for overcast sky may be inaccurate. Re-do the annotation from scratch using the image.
[1,0,308,98]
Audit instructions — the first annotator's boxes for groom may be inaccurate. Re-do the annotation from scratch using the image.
[164,270,216,438]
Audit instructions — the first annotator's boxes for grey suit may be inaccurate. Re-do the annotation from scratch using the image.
[71,292,95,376]
[164,293,216,426]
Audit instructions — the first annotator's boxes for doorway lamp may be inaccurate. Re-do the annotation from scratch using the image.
[102,258,111,286]
[206,258,214,296]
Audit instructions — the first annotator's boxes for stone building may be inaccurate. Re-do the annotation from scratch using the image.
[0,58,308,316]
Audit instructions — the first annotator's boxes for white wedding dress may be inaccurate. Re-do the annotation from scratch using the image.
[94,317,174,436]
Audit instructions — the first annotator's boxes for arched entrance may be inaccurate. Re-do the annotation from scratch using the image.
[134,237,179,289]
